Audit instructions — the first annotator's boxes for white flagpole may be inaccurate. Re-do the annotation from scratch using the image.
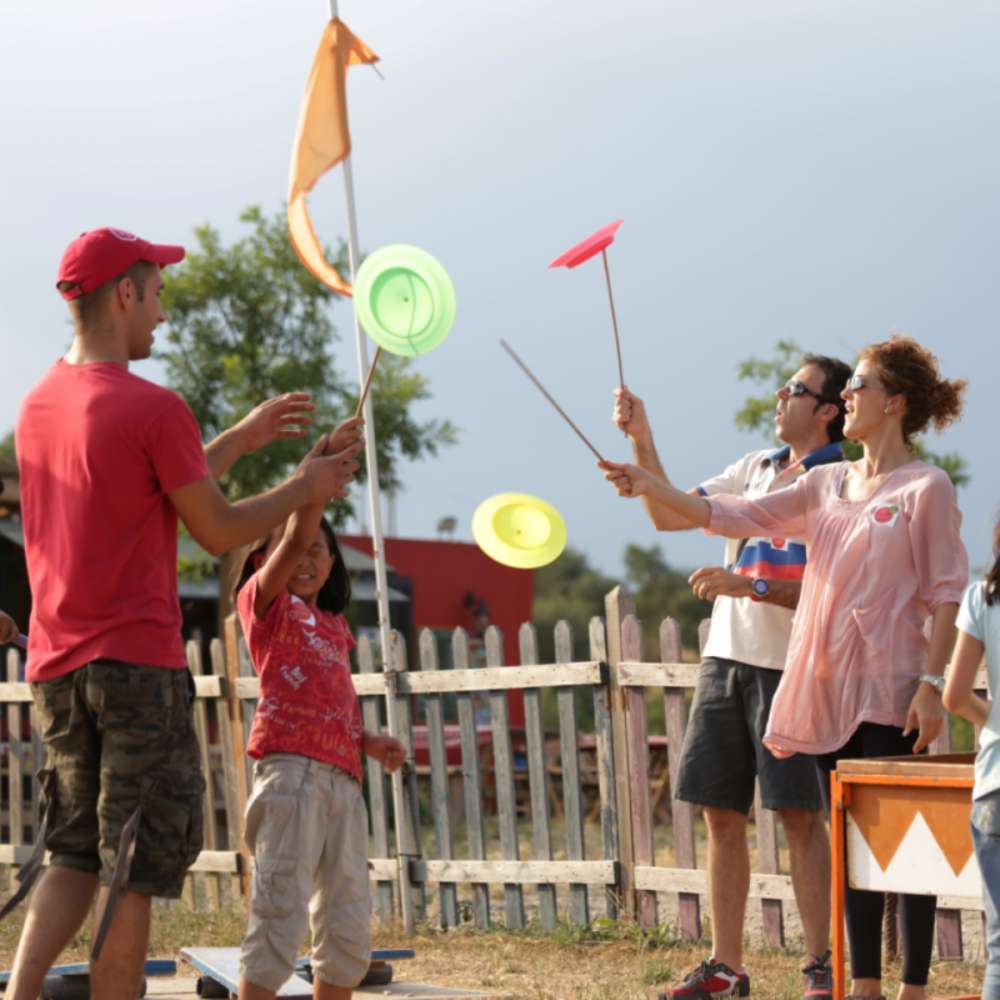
[327,0,416,932]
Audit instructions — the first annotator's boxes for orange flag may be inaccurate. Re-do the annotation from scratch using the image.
[288,18,379,297]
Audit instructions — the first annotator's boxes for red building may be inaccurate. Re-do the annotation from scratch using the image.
[339,534,533,727]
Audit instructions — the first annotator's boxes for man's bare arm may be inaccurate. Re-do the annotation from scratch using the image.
[759,580,801,610]
[170,442,360,556]
[614,387,703,531]
[688,567,802,610]
[204,393,315,480]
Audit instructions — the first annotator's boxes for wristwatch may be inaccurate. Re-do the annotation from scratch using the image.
[918,673,946,694]
[750,578,769,602]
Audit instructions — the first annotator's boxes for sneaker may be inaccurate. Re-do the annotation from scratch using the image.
[658,957,751,999]
[802,950,833,1000]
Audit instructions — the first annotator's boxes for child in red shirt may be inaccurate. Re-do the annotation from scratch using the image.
[234,422,404,1000]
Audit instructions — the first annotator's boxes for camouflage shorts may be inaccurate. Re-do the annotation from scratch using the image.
[30,660,205,898]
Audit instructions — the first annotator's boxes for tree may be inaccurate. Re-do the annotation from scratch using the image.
[735,339,969,488]
[533,544,709,662]
[533,547,616,663]
[0,432,13,463]
[623,544,711,655]
[157,205,458,509]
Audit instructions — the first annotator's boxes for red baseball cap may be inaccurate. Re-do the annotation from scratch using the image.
[56,227,185,300]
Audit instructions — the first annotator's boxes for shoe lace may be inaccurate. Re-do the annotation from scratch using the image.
[802,950,832,975]
[684,959,719,983]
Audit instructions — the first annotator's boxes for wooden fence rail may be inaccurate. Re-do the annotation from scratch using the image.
[0,590,986,964]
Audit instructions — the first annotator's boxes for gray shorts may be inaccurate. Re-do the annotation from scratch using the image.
[241,755,372,991]
[675,657,822,814]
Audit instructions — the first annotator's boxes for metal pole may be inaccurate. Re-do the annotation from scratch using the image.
[327,0,415,932]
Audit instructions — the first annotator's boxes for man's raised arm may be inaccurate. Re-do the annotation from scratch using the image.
[204,393,316,480]
[613,386,705,531]
[171,438,361,556]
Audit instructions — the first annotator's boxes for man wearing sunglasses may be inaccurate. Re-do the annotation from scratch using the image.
[613,353,851,1000]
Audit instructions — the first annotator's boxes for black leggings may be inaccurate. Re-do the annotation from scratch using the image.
[815,723,937,987]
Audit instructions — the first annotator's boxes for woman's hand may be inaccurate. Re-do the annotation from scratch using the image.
[598,460,653,498]
[363,732,406,773]
[904,682,945,753]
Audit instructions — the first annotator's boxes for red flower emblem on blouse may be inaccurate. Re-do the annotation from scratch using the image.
[873,504,899,524]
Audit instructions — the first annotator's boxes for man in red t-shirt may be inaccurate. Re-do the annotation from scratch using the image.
[6,227,363,1000]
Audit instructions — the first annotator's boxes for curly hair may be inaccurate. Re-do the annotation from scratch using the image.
[858,335,966,443]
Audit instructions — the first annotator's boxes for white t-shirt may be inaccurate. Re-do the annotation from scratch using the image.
[957,581,1000,800]
[699,443,841,671]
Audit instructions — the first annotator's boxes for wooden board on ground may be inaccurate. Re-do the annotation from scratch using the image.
[181,947,311,997]
[181,947,505,1000]
[0,958,176,984]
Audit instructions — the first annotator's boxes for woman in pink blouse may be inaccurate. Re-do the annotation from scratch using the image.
[601,335,967,1000]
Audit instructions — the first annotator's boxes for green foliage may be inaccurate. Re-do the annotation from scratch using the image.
[0,431,14,462]
[641,959,675,985]
[533,544,709,668]
[951,715,975,752]
[733,338,802,435]
[548,915,683,952]
[623,544,711,655]
[157,205,457,511]
[909,442,970,489]
[735,339,970,488]
[533,547,617,663]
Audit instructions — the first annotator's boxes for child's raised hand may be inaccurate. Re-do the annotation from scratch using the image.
[324,417,365,456]
[363,732,406,773]
[298,441,363,504]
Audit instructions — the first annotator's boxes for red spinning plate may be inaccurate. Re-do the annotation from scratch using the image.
[548,219,623,269]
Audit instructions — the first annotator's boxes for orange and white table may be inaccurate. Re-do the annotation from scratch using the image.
[830,753,980,1000]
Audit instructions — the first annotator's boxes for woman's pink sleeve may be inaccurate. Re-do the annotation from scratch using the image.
[909,472,969,611]
[706,474,810,540]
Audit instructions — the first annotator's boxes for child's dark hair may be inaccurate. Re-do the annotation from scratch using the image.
[316,518,352,613]
[233,516,352,614]
[987,516,1000,607]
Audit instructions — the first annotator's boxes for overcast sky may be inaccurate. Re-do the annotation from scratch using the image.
[2,0,997,580]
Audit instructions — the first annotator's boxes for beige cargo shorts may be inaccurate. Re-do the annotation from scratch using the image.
[240,754,372,991]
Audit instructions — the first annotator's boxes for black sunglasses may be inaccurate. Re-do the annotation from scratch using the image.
[845,373,878,392]
[779,379,845,410]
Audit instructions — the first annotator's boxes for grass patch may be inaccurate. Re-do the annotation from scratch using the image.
[0,904,985,1000]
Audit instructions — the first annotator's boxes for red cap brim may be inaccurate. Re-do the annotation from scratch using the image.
[145,243,186,266]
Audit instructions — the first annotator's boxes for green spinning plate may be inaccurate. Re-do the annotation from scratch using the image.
[472,493,567,570]
[353,244,456,356]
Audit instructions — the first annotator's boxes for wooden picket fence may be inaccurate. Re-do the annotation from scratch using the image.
[0,586,983,960]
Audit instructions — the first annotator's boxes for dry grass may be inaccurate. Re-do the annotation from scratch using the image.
[0,905,985,1000]
[376,921,986,1000]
